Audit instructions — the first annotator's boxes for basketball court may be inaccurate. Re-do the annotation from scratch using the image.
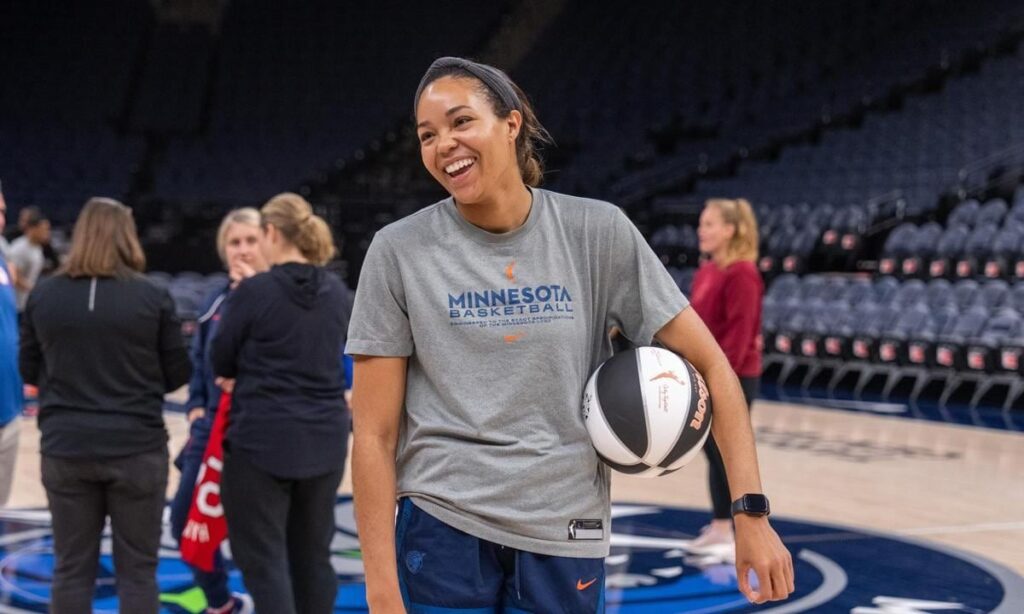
[1,398,1021,612]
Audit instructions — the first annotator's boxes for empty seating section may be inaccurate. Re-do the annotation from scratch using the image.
[607,0,1024,204]
[0,1,152,220]
[880,189,1024,281]
[518,0,1001,199]
[688,41,1024,218]
[324,0,1020,213]
[762,273,1024,408]
[151,0,506,204]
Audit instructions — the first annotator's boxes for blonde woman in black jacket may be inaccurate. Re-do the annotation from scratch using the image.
[20,198,191,614]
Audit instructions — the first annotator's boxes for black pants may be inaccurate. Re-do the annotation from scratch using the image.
[221,449,344,614]
[41,448,168,614]
[704,376,759,520]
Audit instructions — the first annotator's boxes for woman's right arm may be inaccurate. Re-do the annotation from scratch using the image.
[351,354,408,613]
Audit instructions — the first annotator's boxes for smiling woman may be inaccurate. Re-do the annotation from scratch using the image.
[413,57,550,232]
[346,56,794,614]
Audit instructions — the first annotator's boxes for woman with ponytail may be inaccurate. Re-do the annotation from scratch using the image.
[211,193,349,614]
[347,58,792,612]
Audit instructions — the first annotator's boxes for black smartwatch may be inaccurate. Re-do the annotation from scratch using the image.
[731,494,770,517]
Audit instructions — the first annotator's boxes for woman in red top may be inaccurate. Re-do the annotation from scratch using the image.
[689,198,764,550]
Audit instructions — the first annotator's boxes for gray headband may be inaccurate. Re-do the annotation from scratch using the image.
[414,57,521,116]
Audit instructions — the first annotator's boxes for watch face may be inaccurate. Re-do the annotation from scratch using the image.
[744,495,770,514]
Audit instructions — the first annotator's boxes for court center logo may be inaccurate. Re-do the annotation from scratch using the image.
[0,499,1021,612]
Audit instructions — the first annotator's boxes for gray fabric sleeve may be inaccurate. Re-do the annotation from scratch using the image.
[345,233,414,357]
[605,208,690,345]
[7,242,28,272]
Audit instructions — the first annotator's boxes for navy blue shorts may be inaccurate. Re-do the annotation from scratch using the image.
[396,498,606,613]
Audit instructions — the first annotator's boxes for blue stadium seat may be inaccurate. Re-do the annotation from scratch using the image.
[779,226,820,274]
[984,225,1022,279]
[976,198,1008,228]
[929,225,970,279]
[947,199,980,228]
[925,278,955,310]
[797,275,832,303]
[771,300,825,356]
[891,279,927,309]
[792,299,848,359]
[901,222,943,278]
[878,223,916,276]
[871,276,901,306]
[764,273,801,306]
[850,303,901,362]
[147,271,174,289]
[1005,281,1024,312]
[972,279,1009,310]
[952,279,981,311]
[877,302,931,365]
[965,308,1022,372]
[906,304,960,367]
[935,306,990,370]
[955,223,999,278]
[839,277,875,307]
[1006,200,1024,228]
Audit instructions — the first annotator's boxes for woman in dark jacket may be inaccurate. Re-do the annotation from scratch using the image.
[20,197,191,614]
[169,207,265,614]
[211,193,350,614]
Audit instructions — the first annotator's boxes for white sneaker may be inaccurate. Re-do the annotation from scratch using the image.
[206,593,254,614]
[688,523,735,550]
[231,593,254,614]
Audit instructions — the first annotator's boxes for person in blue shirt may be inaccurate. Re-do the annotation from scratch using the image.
[0,185,21,507]
[169,208,266,614]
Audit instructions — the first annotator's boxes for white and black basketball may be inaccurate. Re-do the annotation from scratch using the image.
[582,346,712,477]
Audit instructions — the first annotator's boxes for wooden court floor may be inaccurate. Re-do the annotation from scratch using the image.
[7,399,1023,576]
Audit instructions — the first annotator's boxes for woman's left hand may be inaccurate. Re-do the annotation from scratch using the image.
[215,377,235,393]
[733,515,794,603]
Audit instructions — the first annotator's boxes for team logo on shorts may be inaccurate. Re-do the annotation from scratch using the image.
[0,500,1020,612]
[405,550,425,575]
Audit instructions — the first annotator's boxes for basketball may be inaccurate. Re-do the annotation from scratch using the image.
[582,346,712,477]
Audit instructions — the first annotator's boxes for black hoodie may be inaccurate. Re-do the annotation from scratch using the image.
[20,274,192,458]
[211,262,350,479]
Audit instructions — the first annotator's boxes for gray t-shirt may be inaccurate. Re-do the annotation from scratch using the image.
[346,189,688,557]
[9,236,43,311]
